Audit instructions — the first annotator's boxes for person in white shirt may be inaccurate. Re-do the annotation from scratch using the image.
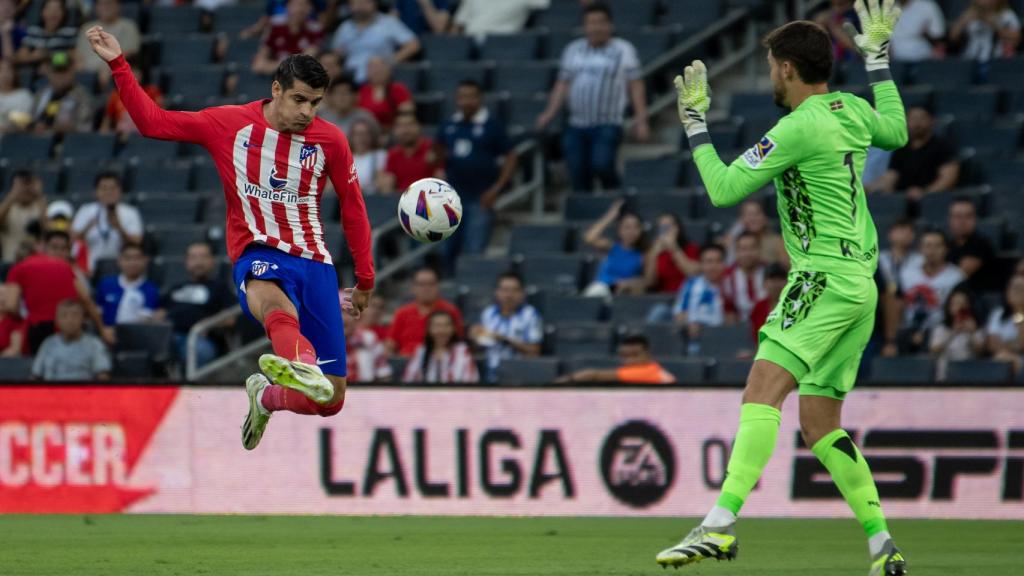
[950,0,1022,62]
[349,118,387,194]
[403,310,479,383]
[929,288,985,380]
[75,0,140,74]
[70,171,143,272]
[891,0,946,61]
[453,0,550,41]
[985,274,1024,374]
[899,229,965,350]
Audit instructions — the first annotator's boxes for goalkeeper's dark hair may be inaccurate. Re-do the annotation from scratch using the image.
[275,54,330,92]
[762,20,834,85]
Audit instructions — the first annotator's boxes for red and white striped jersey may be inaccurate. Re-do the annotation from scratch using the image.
[108,56,374,290]
[402,342,479,383]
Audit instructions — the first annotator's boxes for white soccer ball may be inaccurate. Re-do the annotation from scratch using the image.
[397,177,462,243]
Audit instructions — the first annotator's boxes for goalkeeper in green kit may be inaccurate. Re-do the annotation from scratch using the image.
[656,1,908,575]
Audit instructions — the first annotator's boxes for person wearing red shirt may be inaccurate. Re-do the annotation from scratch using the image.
[252,0,323,75]
[380,112,444,193]
[645,213,700,293]
[6,230,109,353]
[387,267,463,356]
[357,56,413,129]
[0,283,27,357]
[749,264,788,342]
[99,59,162,136]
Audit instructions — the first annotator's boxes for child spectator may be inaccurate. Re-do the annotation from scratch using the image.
[582,200,648,297]
[402,310,478,383]
[95,243,162,326]
[32,299,111,381]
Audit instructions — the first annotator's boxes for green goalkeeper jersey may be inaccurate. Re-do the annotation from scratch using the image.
[693,81,907,278]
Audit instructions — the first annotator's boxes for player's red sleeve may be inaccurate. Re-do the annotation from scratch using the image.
[326,129,375,291]
[107,55,218,144]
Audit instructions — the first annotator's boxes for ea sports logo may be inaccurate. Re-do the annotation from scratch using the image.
[600,420,675,508]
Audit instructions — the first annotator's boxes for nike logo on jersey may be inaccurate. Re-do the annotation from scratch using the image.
[268,167,287,190]
[243,141,260,148]
[316,358,337,366]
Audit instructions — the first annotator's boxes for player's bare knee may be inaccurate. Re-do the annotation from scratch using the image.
[741,360,795,409]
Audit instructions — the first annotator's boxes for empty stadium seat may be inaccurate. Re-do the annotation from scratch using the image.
[0,134,52,163]
[479,33,543,61]
[533,2,582,30]
[682,119,743,151]
[562,355,619,374]
[160,36,216,68]
[519,253,586,293]
[136,193,202,224]
[191,162,223,192]
[934,87,999,122]
[115,323,173,377]
[121,138,179,162]
[363,194,398,226]
[152,255,189,288]
[662,0,724,28]
[391,63,425,92]
[544,30,578,59]
[149,224,209,256]
[426,62,492,93]
[637,323,685,356]
[622,29,671,64]
[233,71,272,100]
[911,59,974,86]
[729,91,775,118]
[539,294,604,323]
[623,156,681,188]
[214,4,261,34]
[551,322,614,357]
[711,359,753,384]
[986,57,1024,87]
[149,6,202,35]
[564,194,619,223]
[63,163,123,195]
[496,358,561,384]
[224,37,262,66]
[630,192,692,222]
[661,357,708,383]
[0,357,32,381]
[945,359,1013,384]
[456,256,516,290]
[422,34,475,61]
[954,121,1022,158]
[869,356,935,383]
[61,133,116,162]
[509,224,571,255]
[492,63,555,95]
[162,65,226,104]
[129,163,192,194]
[505,95,549,131]
[866,193,907,218]
[694,323,754,358]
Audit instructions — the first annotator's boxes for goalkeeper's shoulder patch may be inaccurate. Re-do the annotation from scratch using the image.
[742,136,777,169]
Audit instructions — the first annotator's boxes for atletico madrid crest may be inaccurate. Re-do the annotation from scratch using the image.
[300,144,318,170]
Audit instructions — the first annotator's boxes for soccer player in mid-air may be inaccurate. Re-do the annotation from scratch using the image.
[87,27,374,450]
[657,1,908,575]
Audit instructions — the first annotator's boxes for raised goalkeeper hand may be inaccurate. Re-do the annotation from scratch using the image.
[842,0,902,72]
[673,60,711,139]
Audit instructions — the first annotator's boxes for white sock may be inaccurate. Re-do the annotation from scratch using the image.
[701,505,736,528]
[256,385,271,416]
[868,531,891,557]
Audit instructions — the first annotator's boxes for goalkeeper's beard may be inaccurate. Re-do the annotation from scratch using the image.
[772,84,788,110]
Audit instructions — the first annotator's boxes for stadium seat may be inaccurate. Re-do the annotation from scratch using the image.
[363,194,398,227]
[694,323,755,358]
[630,192,693,223]
[163,65,226,104]
[455,256,516,290]
[954,121,1022,158]
[492,63,555,96]
[61,133,117,162]
[532,2,582,30]
[120,137,180,163]
[233,71,272,100]
[661,357,708,384]
[551,322,614,358]
[986,57,1024,87]
[917,190,981,224]
[898,85,934,111]
[610,295,675,326]
[711,359,753,384]
[391,63,424,92]
[682,119,743,152]
[479,33,543,61]
[544,30,578,59]
[539,294,604,323]
[637,323,685,356]
[149,224,209,256]
[191,162,223,192]
[866,193,907,219]
[564,194,619,223]
[160,36,216,68]
[63,163,123,195]
[421,34,475,61]
[0,357,32,381]
[426,62,492,93]
[621,29,671,65]
[505,94,549,131]
[496,358,561,384]
[136,193,203,224]
[680,219,712,245]
[869,356,935,383]
[562,354,619,374]
[945,360,1013,384]
[129,163,192,194]
[978,159,1024,188]
[662,0,724,28]
[115,323,173,376]
[934,87,1000,122]
[729,91,776,118]
[911,59,974,86]
[149,6,203,35]
[738,112,783,148]
[152,255,189,288]
[0,133,52,163]
[519,253,587,293]
[509,224,571,255]
[224,37,262,66]
[214,4,261,34]
[622,156,681,189]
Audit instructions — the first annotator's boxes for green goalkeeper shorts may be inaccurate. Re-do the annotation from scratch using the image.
[755,271,877,401]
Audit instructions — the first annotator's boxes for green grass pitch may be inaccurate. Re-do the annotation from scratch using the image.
[1,516,1020,575]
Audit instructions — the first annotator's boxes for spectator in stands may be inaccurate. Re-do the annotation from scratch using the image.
[437,79,517,264]
[358,56,413,129]
[985,274,1024,374]
[32,299,111,381]
[318,51,343,81]
[558,334,675,384]
[645,212,700,294]
[891,0,946,62]
[76,0,140,79]
[0,60,34,134]
[582,199,647,297]
[724,199,787,266]
[0,169,46,263]
[470,271,543,382]
[330,0,421,84]
[930,287,985,380]
[947,196,996,291]
[900,229,965,351]
[165,242,236,368]
[878,218,922,293]
[319,74,379,137]
[71,171,143,271]
[379,112,444,193]
[402,309,479,383]
[14,0,77,67]
[6,230,110,353]
[393,0,451,35]
[387,266,463,356]
[343,306,392,382]
[674,244,737,355]
[454,0,549,41]
[814,0,860,63]
[45,199,91,280]
[862,147,892,186]
[749,263,787,341]
[251,0,323,75]
[869,106,959,200]
[31,51,94,134]
[0,0,27,61]
[535,2,649,192]
[0,283,26,356]
[99,58,163,137]
[360,293,390,340]
[950,0,1021,62]
[95,243,162,326]
[723,231,767,322]
[240,0,326,40]
[349,118,386,194]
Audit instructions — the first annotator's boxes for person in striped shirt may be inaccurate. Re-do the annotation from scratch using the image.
[402,310,479,383]
[87,27,375,451]
[469,271,543,382]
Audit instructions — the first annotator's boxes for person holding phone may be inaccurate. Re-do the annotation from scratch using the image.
[70,171,143,273]
[928,287,985,380]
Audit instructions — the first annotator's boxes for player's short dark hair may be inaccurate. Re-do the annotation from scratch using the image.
[736,231,761,246]
[457,78,482,92]
[44,229,70,245]
[620,334,650,350]
[329,73,357,93]
[700,243,726,258]
[765,263,788,280]
[582,1,612,21]
[496,271,524,288]
[275,54,330,92]
[762,20,834,85]
[120,242,146,256]
[94,170,121,188]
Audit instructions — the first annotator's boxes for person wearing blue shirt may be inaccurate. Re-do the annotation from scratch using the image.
[391,0,451,35]
[437,79,518,269]
[95,243,162,326]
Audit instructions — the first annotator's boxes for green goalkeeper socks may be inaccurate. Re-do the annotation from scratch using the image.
[812,429,889,537]
[716,403,782,515]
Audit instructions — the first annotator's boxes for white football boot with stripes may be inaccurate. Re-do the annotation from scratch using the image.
[242,373,271,450]
[258,353,334,405]
[656,524,738,568]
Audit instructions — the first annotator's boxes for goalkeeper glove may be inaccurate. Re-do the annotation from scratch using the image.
[673,60,711,140]
[842,0,902,72]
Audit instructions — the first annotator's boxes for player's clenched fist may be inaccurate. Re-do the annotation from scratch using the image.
[86,26,122,62]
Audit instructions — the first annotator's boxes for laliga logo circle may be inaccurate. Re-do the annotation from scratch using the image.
[599,420,676,508]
